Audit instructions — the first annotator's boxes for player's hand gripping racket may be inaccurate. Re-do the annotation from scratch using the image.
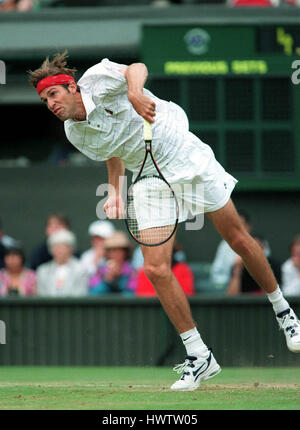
[125,119,179,246]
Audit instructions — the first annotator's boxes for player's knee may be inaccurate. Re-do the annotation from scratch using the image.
[144,262,172,283]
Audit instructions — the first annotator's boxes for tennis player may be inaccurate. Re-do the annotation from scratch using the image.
[29,52,300,391]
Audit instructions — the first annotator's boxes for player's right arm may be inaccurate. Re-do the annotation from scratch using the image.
[104,157,125,219]
[120,63,156,123]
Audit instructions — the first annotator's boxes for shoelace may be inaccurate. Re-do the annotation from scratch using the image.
[281,313,300,338]
[173,356,197,375]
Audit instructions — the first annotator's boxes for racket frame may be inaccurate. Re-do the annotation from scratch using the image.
[125,120,179,247]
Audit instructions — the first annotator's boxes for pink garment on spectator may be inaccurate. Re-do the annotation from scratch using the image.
[232,0,273,6]
[0,269,37,296]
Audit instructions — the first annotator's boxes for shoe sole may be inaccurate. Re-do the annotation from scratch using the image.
[201,363,222,382]
[170,363,222,392]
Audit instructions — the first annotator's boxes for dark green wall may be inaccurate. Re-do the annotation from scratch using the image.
[1,296,300,367]
[0,166,298,265]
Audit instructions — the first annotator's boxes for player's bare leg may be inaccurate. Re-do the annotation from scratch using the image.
[141,232,221,391]
[141,233,195,334]
[206,199,278,294]
[206,198,300,353]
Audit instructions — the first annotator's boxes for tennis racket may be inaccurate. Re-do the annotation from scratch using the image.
[125,119,179,247]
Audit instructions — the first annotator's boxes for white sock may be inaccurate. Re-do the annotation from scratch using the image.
[180,327,208,357]
[267,285,290,316]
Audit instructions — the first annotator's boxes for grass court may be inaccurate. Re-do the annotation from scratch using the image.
[0,366,299,410]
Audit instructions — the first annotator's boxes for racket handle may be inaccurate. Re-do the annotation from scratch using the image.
[143,119,152,141]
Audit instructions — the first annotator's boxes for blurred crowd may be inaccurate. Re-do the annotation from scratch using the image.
[0,0,299,12]
[0,214,195,298]
[210,211,300,297]
[0,211,300,298]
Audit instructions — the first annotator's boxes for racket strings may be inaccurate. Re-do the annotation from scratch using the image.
[126,176,178,245]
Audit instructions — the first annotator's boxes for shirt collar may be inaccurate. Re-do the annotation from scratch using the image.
[80,88,96,119]
[64,88,96,127]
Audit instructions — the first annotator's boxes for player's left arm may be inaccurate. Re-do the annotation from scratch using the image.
[104,157,125,219]
[120,63,156,123]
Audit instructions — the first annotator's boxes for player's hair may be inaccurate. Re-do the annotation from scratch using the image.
[28,50,77,88]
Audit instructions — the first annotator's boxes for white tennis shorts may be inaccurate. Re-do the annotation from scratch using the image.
[131,176,178,231]
[131,138,237,231]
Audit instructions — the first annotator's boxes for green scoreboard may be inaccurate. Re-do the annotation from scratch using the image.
[142,24,300,191]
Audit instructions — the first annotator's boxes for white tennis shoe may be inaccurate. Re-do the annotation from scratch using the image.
[277,308,300,353]
[170,348,221,391]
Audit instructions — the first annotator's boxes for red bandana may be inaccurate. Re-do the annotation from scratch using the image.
[37,74,75,95]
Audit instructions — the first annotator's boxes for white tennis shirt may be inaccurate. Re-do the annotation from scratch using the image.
[65,58,183,179]
[65,59,209,180]
[64,59,237,215]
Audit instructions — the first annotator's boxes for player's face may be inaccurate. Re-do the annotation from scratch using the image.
[40,85,77,121]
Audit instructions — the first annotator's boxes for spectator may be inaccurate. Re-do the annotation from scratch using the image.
[0,242,5,271]
[89,231,136,296]
[228,0,278,6]
[210,210,253,289]
[136,243,194,297]
[0,0,36,11]
[0,218,19,269]
[37,229,88,297]
[0,0,16,10]
[17,0,34,9]
[131,246,144,271]
[0,247,36,297]
[285,0,300,6]
[0,218,18,248]
[281,235,300,296]
[226,235,281,295]
[30,213,71,270]
[80,220,115,276]
[152,0,170,6]
[132,242,187,271]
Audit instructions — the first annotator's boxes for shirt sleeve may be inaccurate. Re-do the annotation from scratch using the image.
[78,58,128,98]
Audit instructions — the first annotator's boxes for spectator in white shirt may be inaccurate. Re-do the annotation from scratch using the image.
[281,235,300,296]
[37,229,88,297]
[80,220,115,276]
